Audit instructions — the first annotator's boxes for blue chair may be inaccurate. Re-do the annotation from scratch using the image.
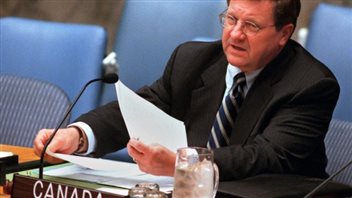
[0,75,71,147]
[100,0,227,105]
[305,3,352,121]
[102,1,226,162]
[324,119,352,186]
[0,17,108,120]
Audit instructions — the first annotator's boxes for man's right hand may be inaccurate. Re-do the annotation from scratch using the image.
[33,127,81,163]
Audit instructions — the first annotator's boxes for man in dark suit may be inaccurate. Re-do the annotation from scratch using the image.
[34,0,339,181]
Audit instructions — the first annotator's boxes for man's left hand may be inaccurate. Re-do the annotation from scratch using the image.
[127,139,176,176]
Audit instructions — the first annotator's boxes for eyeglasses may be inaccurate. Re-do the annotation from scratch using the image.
[219,10,275,36]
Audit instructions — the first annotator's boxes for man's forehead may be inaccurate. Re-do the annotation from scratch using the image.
[227,0,275,5]
[227,0,275,20]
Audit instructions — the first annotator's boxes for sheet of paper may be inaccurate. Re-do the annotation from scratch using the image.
[45,164,174,193]
[97,187,129,196]
[0,151,13,158]
[44,163,143,182]
[47,150,138,172]
[115,81,187,151]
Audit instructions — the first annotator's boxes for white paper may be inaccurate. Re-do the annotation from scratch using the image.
[47,150,138,172]
[46,80,187,170]
[115,81,188,151]
[45,164,174,193]
[44,163,144,181]
[0,151,13,158]
[42,80,185,195]
[97,187,129,196]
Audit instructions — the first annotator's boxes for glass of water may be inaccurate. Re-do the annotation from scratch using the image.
[172,147,219,198]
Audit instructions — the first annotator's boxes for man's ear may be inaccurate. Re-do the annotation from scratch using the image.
[279,24,294,46]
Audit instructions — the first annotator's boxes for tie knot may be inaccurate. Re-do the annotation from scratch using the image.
[233,72,246,88]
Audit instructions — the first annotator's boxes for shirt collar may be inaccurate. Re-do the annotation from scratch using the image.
[225,64,264,96]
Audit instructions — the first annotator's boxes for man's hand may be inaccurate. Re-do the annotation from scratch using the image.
[127,139,176,176]
[33,127,81,163]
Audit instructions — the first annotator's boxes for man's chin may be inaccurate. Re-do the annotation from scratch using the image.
[227,58,247,70]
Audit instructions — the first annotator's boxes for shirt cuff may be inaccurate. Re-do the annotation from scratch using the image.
[68,122,96,155]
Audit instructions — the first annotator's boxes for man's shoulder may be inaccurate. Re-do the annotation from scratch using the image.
[288,40,337,80]
[176,40,223,55]
[260,40,339,93]
[179,39,222,47]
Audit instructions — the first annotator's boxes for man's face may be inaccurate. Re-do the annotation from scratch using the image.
[222,0,292,72]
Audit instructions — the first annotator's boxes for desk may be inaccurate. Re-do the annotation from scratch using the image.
[0,144,39,197]
[1,145,352,197]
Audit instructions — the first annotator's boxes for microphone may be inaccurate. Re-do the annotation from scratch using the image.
[38,52,119,179]
[304,159,352,198]
[102,52,119,83]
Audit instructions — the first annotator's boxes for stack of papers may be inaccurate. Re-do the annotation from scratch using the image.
[44,163,174,195]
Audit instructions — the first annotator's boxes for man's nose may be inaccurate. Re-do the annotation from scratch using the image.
[230,22,246,40]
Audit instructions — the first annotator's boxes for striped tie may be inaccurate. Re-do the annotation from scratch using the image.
[207,72,246,149]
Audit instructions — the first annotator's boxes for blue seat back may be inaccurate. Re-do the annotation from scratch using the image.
[101,1,226,161]
[0,17,108,120]
[324,119,352,186]
[305,3,352,121]
[100,0,227,105]
[0,75,71,147]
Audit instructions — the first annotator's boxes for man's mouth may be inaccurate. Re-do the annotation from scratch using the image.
[232,44,246,51]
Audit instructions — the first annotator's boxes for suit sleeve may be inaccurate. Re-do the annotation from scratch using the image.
[74,101,129,157]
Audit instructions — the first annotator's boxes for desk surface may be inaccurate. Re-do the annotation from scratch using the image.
[0,185,10,197]
[0,144,39,197]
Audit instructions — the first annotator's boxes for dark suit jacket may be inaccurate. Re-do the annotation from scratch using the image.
[76,39,339,181]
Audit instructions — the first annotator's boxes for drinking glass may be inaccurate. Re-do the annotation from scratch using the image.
[172,147,219,198]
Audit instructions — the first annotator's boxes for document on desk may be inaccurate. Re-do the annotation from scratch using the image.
[115,81,188,151]
[47,150,136,171]
[44,163,174,194]
[46,152,174,193]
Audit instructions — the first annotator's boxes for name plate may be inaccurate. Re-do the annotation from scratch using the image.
[11,174,126,198]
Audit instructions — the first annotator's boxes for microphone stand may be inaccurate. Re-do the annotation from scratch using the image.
[38,52,119,179]
[304,159,352,198]
[39,78,103,179]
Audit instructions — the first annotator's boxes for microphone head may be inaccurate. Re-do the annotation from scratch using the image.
[102,52,119,84]
[103,73,119,83]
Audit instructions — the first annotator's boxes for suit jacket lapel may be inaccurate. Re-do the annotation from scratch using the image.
[186,54,228,146]
[230,72,273,144]
[230,42,293,144]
